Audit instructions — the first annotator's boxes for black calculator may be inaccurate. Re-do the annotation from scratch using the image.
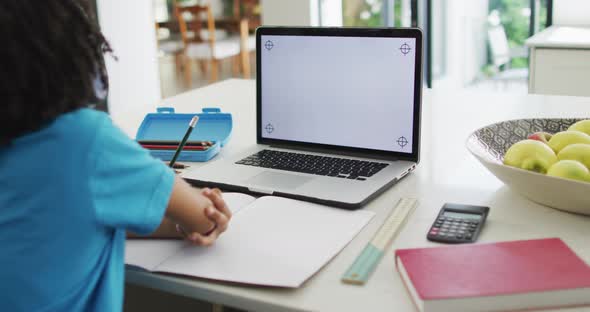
[427,203,489,244]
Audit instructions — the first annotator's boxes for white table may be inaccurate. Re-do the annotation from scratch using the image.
[118,79,590,312]
[526,26,590,97]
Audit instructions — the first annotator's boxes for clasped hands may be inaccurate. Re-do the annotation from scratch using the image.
[177,188,231,246]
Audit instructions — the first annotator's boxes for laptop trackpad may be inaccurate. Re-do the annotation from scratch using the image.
[245,171,312,190]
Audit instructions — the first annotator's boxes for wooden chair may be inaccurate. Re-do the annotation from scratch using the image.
[233,0,258,61]
[174,0,251,85]
[155,22,185,75]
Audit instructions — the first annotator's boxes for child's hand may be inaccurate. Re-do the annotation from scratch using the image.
[176,188,231,246]
[202,188,232,221]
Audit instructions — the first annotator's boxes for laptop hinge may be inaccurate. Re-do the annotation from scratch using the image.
[268,144,400,161]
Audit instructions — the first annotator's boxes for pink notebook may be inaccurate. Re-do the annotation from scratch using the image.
[395,238,590,311]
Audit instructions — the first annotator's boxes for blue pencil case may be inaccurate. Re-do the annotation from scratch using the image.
[135,107,232,162]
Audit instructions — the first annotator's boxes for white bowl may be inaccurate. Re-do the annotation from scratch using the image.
[466,118,590,215]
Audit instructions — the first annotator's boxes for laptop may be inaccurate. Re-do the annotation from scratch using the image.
[184,26,422,210]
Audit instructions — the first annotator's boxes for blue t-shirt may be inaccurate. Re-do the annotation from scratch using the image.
[0,109,175,311]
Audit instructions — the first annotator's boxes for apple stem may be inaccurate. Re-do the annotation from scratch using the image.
[522,158,548,174]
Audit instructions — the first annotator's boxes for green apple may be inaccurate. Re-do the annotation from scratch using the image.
[547,160,590,183]
[557,143,590,169]
[568,119,590,136]
[503,139,557,174]
[547,130,590,154]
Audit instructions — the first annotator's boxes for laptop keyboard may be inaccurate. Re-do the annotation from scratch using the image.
[235,149,389,181]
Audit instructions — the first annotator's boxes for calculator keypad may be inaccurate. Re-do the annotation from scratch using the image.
[428,217,480,243]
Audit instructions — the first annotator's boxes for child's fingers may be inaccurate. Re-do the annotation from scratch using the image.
[206,207,228,228]
[188,231,216,246]
[211,188,228,210]
[206,207,229,233]
[212,193,232,219]
[203,188,232,219]
[190,233,210,246]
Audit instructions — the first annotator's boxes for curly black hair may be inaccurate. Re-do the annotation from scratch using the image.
[0,0,113,145]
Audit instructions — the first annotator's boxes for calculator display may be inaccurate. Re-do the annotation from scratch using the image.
[443,211,481,220]
[429,204,489,244]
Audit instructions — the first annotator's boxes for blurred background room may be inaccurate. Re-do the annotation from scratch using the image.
[94,0,589,127]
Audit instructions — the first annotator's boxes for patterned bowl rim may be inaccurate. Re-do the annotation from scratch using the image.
[465,117,585,161]
[465,117,590,186]
[467,117,584,138]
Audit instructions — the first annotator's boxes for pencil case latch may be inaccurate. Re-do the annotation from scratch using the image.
[157,107,175,114]
[202,108,221,113]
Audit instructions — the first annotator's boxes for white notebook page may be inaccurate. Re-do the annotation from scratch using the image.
[154,196,374,287]
[125,193,257,270]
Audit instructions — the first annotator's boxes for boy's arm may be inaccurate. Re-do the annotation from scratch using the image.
[127,217,178,238]
[128,176,230,239]
[165,176,216,234]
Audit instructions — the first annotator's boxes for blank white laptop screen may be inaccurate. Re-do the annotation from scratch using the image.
[260,35,416,154]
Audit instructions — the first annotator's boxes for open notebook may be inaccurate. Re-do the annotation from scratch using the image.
[125,193,375,288]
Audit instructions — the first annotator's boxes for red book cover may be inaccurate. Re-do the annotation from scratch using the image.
[395,238,590,311]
